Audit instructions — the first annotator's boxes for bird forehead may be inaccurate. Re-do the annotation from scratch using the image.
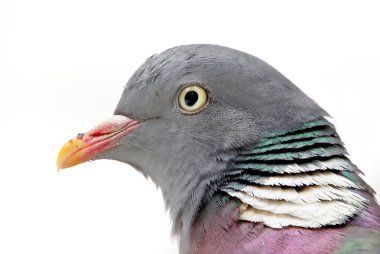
[128,45,252,88]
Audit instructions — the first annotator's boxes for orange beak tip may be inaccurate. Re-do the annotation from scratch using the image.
[56,115,140,173]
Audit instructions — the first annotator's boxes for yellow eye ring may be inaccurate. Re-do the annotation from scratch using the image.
[178,84,209,114]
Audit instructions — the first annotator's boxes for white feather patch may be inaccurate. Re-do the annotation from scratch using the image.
[277,158,356,173]
[239,206,325,228]
[229,190,364,225]
[238,185,366,204]
[225,172,368,228]
[247,172,361,189]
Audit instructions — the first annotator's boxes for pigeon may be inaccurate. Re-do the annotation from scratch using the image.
[57,44,380,254]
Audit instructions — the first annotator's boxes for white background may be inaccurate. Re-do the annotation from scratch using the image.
[1,1,379,253]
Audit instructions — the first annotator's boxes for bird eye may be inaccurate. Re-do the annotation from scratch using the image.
[178,84,208,114]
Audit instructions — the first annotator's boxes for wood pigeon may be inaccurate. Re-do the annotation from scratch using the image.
[57,44,380,254]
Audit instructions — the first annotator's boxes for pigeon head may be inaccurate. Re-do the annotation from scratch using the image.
[56,44,327,240]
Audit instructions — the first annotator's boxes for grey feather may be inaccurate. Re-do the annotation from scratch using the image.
[92,44,371,253]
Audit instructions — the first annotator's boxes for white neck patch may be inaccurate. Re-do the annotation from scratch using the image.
[224,171,368,228]
[224,118,370,228]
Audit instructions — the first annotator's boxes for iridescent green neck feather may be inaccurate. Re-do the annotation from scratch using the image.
[222,118,372,228]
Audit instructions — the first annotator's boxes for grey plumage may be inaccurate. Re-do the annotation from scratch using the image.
[95,44,331,253]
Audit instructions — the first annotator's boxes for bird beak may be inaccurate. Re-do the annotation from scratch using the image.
[56,115,140,171]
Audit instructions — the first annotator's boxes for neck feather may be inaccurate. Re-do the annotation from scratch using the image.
[222,118,373,228]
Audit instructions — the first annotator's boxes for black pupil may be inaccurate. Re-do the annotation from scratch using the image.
[184,91,199,107]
